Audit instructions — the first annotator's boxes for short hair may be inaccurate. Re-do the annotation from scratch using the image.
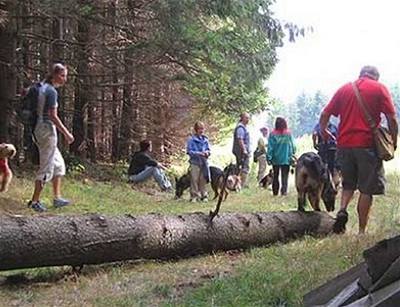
[275,117,287,130]
[359,65,379,80]
[139,140,151,151]
[240,112,250,121]
[45,63,67,83]
[194,121,205,131]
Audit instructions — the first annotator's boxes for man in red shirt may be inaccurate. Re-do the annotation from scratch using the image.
[320,66,398,234]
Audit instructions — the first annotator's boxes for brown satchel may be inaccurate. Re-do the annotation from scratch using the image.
[352,82,395,161]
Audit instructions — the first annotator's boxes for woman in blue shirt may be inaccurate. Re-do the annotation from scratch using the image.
[186,121,211,202]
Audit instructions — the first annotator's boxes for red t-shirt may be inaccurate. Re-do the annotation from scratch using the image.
[323,77,395,148]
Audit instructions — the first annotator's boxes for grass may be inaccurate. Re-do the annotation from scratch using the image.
[1,138,400,306]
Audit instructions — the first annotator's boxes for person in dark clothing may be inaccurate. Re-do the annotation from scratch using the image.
[128,140,172,191]
[312,122,338,173]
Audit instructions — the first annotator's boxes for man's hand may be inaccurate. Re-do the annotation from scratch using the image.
[321,129,336,142]
[65,132,74,144]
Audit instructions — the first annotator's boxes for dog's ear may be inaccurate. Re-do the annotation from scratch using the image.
[8,147,16,159]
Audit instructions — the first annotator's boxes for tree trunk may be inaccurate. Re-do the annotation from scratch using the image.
[0,211,335,271]
[0,2,16,142]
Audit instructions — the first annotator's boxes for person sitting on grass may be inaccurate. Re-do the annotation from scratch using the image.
[128,140,173,192]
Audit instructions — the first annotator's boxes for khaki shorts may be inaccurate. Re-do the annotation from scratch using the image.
[34,122,66,183]
[337,148,385,195]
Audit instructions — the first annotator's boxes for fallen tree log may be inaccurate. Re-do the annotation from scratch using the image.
[0,211,336,271]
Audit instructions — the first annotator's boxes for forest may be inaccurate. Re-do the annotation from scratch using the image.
[1,1,400,306]
[0,0,294,163]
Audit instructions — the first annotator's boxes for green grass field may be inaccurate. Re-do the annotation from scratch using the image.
[0,137,399,307]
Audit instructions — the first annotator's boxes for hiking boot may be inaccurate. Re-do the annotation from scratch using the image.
[162,186,174,193]
[333,209,348,234]
[28,200,47,212]
[53,197,71,208]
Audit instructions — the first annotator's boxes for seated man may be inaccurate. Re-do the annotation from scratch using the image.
[128,140,172,192]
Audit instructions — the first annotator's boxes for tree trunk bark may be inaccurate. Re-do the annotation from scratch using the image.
[0,2,16,142]
[0,211,335,271]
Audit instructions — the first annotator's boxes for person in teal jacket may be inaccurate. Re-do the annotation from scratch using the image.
[267,117,296,196]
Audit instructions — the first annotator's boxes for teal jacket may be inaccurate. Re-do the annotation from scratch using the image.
[267,129,296,165]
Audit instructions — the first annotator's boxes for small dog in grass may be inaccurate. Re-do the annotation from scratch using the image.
[259,169,273,188]
[174,171,191,199]
[0,143,17,192]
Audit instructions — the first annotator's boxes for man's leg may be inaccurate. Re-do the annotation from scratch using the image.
[339,189,355,211]
[198,171,208,201]
[129,166,154,183]
[52,176,62,199]
[240,156,250,188]
[152,168,172,191]
[190,165,201,201]
[357,193,373,234]
[32,180,44,203]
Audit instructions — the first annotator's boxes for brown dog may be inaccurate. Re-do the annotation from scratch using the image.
[295,152,339,212]
[0,143,17,192]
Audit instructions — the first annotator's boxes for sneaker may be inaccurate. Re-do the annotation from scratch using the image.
[28,200,47,212]
[333,209,348,234]
[162,186,174,193]
[53,197,71,208]
[201,197,209,203]
[190,198,198,203]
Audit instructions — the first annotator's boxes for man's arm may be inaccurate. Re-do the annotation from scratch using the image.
[236,127,248,155]
[49,108,74,144]
[386,113,398,150]
[312,131,318,149]
[319,111,335,142]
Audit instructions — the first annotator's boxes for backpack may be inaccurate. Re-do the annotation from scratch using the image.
[18,82,42,165]
[17,82,42,127]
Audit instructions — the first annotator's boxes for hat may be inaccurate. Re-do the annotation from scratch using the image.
[260,126,269,132]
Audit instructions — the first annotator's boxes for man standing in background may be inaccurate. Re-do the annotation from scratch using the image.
[232,112,251,188]
[255,126,269,184]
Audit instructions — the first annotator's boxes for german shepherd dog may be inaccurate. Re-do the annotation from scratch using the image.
[175,165,241,200]
[295,152,340,212]
[211,164,241,201]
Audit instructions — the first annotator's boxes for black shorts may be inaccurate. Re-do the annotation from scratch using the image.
[337,148,385,195]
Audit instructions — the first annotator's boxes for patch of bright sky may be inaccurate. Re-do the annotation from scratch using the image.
[266,0,400,104]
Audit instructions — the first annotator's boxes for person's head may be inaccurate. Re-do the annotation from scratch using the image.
[194,121,205,136]
[240,112,250,125]
[260,126,269,137]
[45,63,68,87]
[275,117,287,130]
[139,140,152,152]
[359,65,380,81]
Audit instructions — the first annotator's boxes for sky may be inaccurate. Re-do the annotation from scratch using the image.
[266,0,400,104]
